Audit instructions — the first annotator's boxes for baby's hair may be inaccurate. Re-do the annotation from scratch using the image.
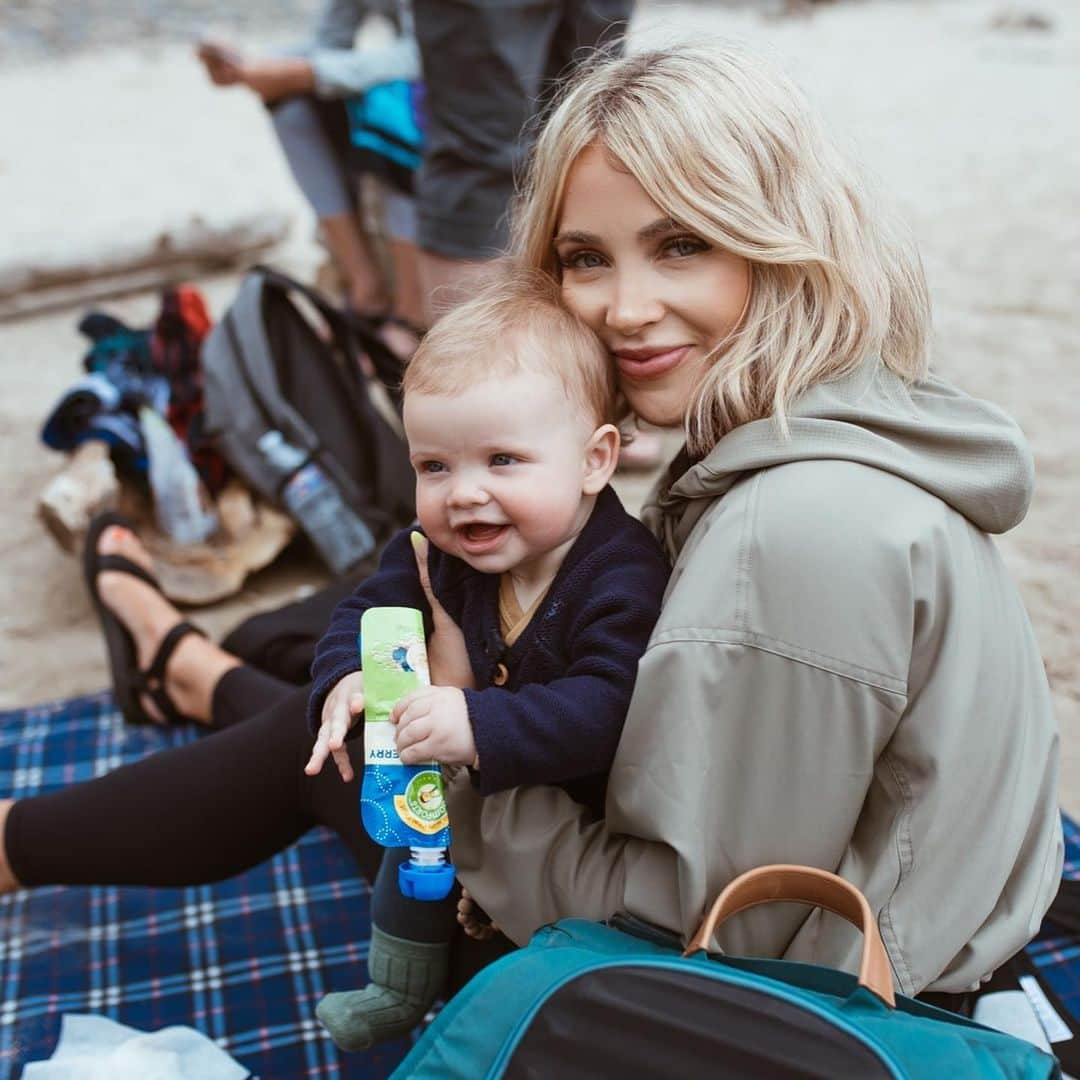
[512,41,931,453]
[403,261,616,427]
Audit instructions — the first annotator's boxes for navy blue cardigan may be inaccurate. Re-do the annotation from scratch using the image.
[307,485,669,817]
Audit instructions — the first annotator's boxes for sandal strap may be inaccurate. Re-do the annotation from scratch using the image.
[95,554,160,591]
[144,621,206,685]
[142,682,188,727]
[128,622,206,726]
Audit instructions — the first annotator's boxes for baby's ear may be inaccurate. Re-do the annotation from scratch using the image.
[582,424,620,494]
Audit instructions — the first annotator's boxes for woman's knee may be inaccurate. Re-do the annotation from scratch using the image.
[269,95,321,143]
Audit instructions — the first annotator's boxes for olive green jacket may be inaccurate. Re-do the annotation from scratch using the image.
[447,361,1062,995]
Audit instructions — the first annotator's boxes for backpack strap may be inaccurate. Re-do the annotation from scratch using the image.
[684,864,896,1008]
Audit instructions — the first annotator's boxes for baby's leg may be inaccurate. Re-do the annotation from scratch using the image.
[316,846,457,1051]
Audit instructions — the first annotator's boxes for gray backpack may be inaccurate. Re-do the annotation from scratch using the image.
[202,266,414,572]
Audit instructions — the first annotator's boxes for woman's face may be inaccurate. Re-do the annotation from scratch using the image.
[554,144,751,429]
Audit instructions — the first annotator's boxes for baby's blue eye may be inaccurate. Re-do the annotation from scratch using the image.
[490,454,517,467]
[420,461,446,474]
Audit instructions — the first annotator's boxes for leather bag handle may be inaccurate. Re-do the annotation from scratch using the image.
[682,864,896,1008]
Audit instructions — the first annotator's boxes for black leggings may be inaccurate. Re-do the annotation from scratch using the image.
[6,676,376,887]
[4,664,513,988]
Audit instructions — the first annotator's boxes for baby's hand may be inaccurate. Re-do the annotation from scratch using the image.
[457,889,499,941]
[391,685,477,767]
[305,670,365,782]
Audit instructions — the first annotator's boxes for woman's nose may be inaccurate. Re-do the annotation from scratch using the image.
[604,269,665,336]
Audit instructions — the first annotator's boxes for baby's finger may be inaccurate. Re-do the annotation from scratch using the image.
[391,691,431,727]
[395,715,432,752]
[327,696,354,750]
[398,736,435,765]
[332,745,355,783]
[304,728,332,776]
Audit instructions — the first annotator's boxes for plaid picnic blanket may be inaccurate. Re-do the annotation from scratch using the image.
[1024,812,1080,1025]
[0,692,410,1079]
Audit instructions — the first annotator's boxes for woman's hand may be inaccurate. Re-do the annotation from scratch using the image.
[411,533,475,690]
[457,889,499,941]
[305,671,365,782]
[195,40,244,86]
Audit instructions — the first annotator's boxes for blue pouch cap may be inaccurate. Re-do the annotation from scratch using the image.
[399,859,456,901]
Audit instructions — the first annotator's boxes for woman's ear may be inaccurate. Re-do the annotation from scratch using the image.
[582,423,621,494]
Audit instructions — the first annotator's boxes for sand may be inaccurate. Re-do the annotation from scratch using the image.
[1,0,1077,806]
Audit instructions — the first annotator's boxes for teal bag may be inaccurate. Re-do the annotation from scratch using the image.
[394,865,1059,1079]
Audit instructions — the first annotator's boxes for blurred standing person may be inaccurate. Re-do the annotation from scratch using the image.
[197,1,425,359]
[411,1,634,320]
[410,1,662,466]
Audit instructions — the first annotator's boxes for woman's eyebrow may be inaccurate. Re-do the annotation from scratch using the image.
[637,217,682,241]
[552,218,682,247]
[552,228,598,246]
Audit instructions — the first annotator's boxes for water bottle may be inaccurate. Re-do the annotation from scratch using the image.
[139,406,218,545]
[358,606,455,901]
[256,430,376,576]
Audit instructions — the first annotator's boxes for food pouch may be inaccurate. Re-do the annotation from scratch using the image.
[359,606,455,900]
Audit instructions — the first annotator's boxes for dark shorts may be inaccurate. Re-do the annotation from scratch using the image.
[412,0,634,260]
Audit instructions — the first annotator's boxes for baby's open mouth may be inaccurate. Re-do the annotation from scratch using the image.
[462,523,505,541]
[458,523,508,549]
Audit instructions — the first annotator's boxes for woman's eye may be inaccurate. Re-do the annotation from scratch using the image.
[558,249,606,270]
[420,461,446,474]
[490,453,517,467]
[664,235,709,258]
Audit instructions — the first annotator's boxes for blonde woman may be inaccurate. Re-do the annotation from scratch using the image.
[448,41,1062,1007]
[1,42,1060,1014]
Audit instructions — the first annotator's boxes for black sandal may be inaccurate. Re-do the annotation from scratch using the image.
[83,511,206,726]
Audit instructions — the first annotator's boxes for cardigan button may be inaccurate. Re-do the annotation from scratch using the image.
[492,663,509,686]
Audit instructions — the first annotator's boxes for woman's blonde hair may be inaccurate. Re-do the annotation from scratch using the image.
[511,41,931,453]
[403,261,616,426]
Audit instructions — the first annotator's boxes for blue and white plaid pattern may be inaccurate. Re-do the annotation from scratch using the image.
[0,692,410,1079]
[1024,813,1080,1024]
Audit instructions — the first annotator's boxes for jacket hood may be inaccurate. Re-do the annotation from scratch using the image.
[641,361,1034,559]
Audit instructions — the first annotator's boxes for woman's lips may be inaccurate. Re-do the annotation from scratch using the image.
[613,344,691,381]
[457,523,509,554]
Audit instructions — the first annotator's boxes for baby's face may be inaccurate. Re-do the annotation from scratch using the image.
[403,369,599,581]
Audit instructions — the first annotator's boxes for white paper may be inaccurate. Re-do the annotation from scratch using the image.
[1019,974,1075,1044]
[973,990,1052,1052]
[23,1014,249,1080]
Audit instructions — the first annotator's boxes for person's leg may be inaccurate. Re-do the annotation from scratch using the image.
[1,684,379,891]
[211,665,300,729]
[417,252,490,323]
[96,525,240,725]
[317,847,458,1050]
[387,239,425,328]
[269,96,389,314]
[322,215,391,315]
[411,0,630,323]
[220,574,361,685]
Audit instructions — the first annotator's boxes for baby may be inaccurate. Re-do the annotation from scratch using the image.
[304,265,669,1051]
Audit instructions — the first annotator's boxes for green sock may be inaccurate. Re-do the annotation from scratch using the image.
[316,926,449,1052]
